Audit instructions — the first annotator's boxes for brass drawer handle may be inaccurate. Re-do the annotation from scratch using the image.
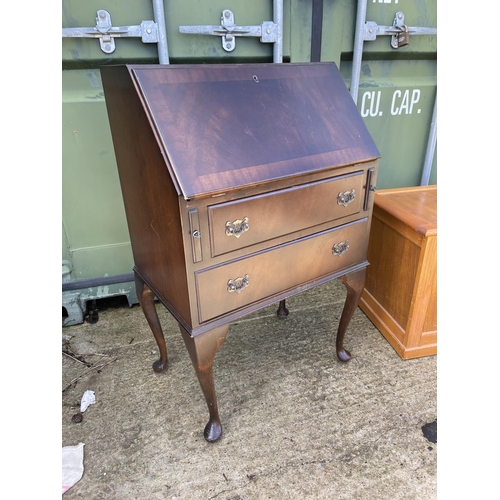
[337,189,355,207]
[333,240,349,256]
[225,217,249,238]
[227,275,250,293]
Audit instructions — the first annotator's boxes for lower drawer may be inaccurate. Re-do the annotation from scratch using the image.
[196,218,369,322]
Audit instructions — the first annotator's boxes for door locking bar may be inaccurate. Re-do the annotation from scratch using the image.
[179,9,279,53]
[62,9,159,54]
[363,11,437,49]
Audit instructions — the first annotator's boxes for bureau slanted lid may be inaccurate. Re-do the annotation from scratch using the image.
[126,63,380,200]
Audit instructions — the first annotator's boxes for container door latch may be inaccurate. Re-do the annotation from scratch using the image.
[62,10,159,54]
[363,11,437,49]
[179,9,278,52]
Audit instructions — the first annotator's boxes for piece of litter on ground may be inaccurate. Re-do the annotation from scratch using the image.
[80,390,96,412]
[62,442,85,494]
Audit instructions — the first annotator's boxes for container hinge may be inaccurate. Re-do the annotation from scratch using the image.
[179,9,278,52]
[62,10,159,54]
[363,11,437,49]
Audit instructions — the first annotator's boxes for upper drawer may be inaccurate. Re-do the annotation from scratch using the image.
[208,171,364,257]
[196,217,369,323]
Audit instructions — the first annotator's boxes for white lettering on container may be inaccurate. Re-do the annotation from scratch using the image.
[360,88,423,117]
[360,90,383,117]
[390,89,421,115]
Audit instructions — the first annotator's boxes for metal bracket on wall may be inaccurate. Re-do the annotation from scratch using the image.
[363,11,437,49]
[62,9,159,54]
[179,9,279,53]
[351,5,438,103]
[350,1,438,186]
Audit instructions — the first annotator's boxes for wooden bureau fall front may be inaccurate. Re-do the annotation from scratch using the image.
[101,62,380,442]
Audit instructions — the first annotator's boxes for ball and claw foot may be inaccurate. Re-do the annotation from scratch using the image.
[204,420,223,442]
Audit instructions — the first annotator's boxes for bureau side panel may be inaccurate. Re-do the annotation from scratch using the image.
[101,66,191,324]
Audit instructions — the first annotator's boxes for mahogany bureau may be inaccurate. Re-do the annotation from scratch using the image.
[101,62,380,442]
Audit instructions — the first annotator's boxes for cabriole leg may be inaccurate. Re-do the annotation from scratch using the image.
[179,324,229,443]
[336,268,367,362]
[134,272,168,373]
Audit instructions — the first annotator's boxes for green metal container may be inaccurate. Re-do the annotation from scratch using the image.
[62,0,437,325]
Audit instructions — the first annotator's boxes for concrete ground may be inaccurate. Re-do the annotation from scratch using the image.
[62,279,437,499]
